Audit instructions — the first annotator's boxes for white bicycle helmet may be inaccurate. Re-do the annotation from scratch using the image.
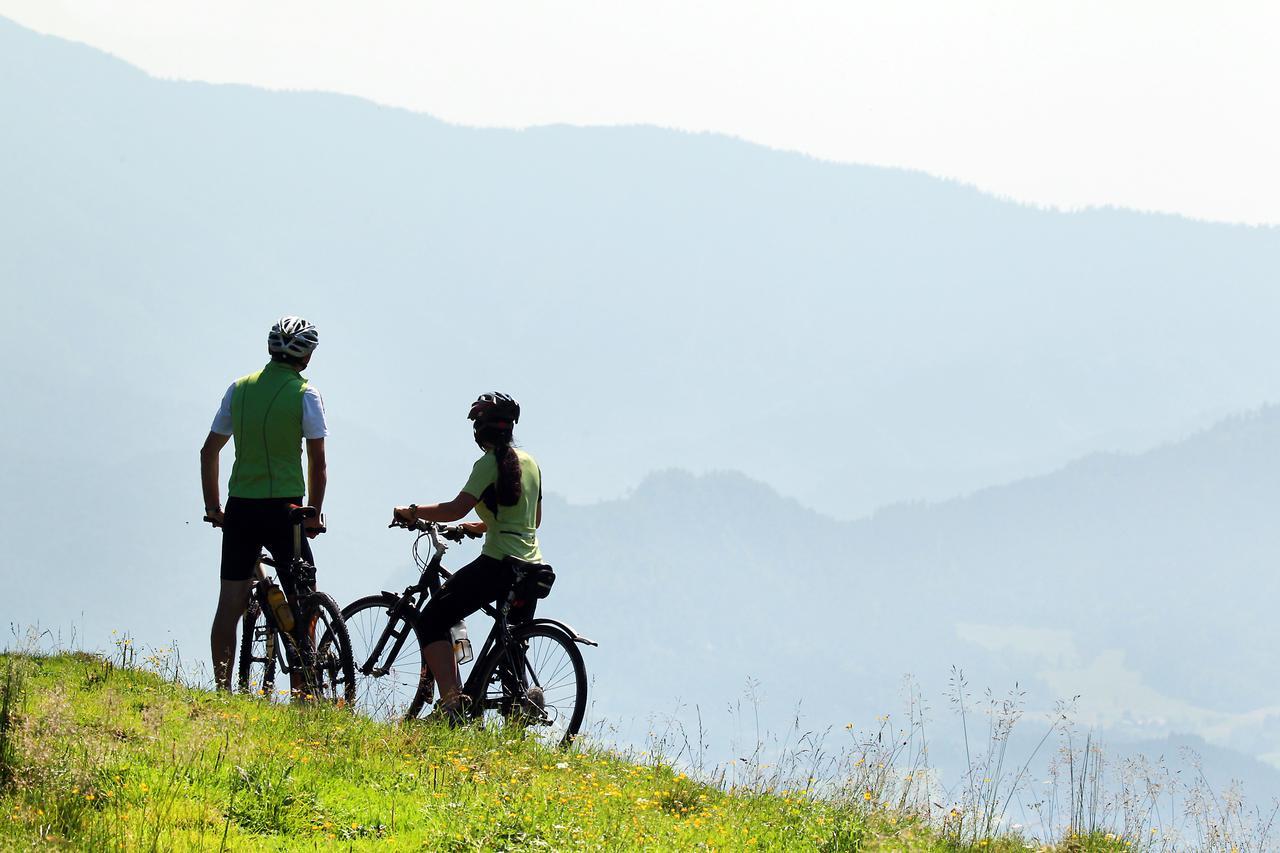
[267,316,319,359]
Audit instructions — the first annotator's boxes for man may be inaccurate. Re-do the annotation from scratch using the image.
[200,316,328,691]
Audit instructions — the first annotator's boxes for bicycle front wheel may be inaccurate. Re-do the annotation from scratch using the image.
[237,598,278,698]
[470,623,588,748]
[342,594,433,721]
[302,591,357,707]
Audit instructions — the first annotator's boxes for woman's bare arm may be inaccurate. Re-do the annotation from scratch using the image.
[392,491,478,524]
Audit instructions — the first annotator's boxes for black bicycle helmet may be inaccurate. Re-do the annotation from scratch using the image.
[467,392,520,426]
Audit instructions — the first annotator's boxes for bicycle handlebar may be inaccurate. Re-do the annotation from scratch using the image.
[202,506,325,533]
[388,518,477,539]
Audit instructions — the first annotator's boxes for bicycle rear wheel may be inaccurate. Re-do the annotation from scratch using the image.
[470,623,587,748]
[237,598,278,698]
[302,591,357,707]
[342,594,433,721]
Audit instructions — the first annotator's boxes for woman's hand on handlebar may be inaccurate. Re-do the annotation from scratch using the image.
[390,506,433,531]
[441,522,484,541]
[439,522,479,542]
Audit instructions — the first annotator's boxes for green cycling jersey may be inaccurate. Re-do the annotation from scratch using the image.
[461,448,543,563]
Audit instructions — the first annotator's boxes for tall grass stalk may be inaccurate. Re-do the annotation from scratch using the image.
[0,660,26,789]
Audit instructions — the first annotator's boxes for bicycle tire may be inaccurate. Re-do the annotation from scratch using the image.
[301,591,357,707]
[469,622,587,748]
[236,598,278,698]
[341,594,434,721]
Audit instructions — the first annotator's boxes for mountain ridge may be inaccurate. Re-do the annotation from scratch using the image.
[534,403,1280,766]
[9,14,1278,231]
[4,14,1280,518]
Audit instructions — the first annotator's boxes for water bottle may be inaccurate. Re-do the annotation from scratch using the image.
[450,621,473,665]
[265,583,294,632]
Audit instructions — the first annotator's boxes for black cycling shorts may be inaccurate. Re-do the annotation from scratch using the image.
[417,555,534,644]
[219,496,315,581]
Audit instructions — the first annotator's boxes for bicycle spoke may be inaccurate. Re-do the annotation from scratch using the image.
[237,602,279,699]
[301,592,356,707]
[472,625,586,747]
[343,598,428,721]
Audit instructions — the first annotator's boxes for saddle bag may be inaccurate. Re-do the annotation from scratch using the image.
[507,558,556,601]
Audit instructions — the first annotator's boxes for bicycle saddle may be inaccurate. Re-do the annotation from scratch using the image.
[288,505,319,524]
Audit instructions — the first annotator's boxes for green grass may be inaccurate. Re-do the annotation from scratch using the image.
[0,652,1128,851]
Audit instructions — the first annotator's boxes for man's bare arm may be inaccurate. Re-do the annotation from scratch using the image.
[305,438,327,525]
[200,431,231,522]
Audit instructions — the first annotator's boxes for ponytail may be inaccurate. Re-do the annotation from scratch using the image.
[475,422,522,512]
[494,441,522,507]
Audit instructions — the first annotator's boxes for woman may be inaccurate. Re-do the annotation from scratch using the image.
[392,391,543,718]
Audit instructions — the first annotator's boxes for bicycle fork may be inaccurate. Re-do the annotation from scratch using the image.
[361,597,419,677]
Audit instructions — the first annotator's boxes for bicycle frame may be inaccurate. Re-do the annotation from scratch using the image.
[459,604,518,696]
[354,527,449,677]
[460,596,597,728]
[358,524,526,682]
[249,508,323,676]
[251,554,316,676]
[358,523,593,680]
[362,520,596,729]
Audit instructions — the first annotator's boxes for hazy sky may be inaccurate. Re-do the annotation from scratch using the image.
[4,1,1278,225]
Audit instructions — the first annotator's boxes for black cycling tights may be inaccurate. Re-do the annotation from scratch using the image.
[418,555,534,644]
[220,496,314,581]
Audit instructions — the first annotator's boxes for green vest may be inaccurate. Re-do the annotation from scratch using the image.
[228,361,308,499]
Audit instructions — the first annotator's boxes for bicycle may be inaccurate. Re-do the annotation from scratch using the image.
[226,505,357,705]
[342,518,594,747]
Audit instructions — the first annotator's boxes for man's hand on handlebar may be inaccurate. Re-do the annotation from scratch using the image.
[304,514,325,538]
[203,508,225,528]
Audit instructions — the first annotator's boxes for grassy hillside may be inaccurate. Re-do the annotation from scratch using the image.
[0,652,1122,851]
